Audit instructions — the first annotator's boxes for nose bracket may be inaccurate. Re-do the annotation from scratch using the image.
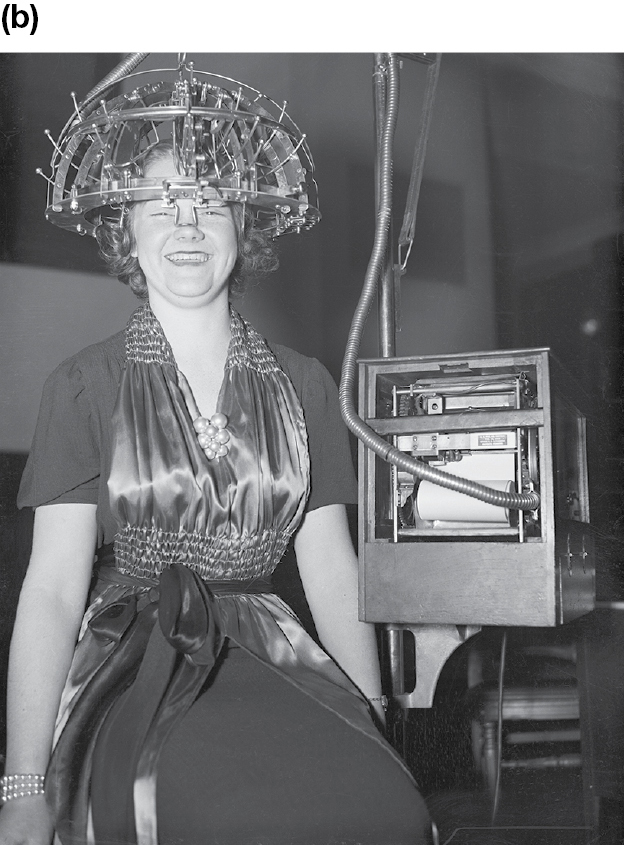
[160,179,227,228]
[174,203,199,228]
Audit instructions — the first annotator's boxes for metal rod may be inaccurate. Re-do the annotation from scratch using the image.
[373,55,396,358]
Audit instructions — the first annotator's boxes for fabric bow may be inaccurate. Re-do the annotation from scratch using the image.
[49,564,226,845]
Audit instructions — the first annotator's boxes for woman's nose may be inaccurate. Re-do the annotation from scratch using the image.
[174,203,202,233]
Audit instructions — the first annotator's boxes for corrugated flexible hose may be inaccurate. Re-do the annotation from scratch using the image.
[79,52,150,114]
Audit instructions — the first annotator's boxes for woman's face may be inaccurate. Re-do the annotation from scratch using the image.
[131,156,238,309]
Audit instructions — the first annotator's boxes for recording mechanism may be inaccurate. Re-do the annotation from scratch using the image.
[358,348,595,627]
[393,373,539,539]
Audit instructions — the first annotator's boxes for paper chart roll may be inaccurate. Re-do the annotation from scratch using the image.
[416,479,514,524]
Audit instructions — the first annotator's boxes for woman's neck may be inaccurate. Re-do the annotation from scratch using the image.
[148,295,232,364]
[147,296,233,419]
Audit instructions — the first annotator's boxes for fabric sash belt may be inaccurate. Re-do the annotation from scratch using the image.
[49,563,273,845]
[95,560,274,597]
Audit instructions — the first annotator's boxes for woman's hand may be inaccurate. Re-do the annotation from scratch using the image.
[0,795,54,845]
[369,697,387,728]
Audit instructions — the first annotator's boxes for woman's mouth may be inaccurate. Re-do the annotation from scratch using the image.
[165,252,211,264]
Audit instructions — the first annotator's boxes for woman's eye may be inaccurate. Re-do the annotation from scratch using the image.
[146,207,174,218]
[200,204,230,216]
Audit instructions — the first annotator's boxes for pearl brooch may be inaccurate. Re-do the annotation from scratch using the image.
[193,413,231,460]
[176,369,232,462]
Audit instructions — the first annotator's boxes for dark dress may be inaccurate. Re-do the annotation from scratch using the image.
[18,305,432,845]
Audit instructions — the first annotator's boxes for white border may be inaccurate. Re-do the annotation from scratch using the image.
[1,1,623,53]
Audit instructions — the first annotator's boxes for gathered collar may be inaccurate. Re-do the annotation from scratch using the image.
[124,303,281,375]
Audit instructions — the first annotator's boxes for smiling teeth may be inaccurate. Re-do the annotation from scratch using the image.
[166,252,210,263]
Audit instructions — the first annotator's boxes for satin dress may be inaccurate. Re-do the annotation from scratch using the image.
[40,305,432,845]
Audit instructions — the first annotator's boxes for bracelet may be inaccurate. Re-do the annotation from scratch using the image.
[367,695,389,711]
[0,773,46,804]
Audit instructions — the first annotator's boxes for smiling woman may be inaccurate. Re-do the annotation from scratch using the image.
[95,144,280,301]
[131,160,238,311]
[0,58,433,845]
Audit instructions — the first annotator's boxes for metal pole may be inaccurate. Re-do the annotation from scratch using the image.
[373,54,396,359]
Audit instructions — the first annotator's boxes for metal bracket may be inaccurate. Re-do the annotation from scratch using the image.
[387,623,481,708]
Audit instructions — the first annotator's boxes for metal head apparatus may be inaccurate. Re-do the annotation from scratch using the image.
[40,56,320,238]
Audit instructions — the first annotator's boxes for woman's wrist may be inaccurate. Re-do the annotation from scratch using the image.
[0,773,46,804]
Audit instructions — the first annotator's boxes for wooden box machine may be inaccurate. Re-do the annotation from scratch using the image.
[358,348,595,627]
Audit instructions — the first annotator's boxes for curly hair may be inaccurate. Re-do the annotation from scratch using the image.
[95,145,279,299]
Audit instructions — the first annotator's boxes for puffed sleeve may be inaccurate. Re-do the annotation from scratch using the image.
[17,358,100,508]
[297,357,358,513]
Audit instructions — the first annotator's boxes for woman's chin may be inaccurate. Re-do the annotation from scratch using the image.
[147,278,229,309]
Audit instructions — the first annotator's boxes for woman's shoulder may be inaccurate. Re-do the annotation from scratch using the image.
[55,329,126,372]
[38,329,127,427]
[46,329,126,390]
[269,342,336,394]
[17,330,127,512]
